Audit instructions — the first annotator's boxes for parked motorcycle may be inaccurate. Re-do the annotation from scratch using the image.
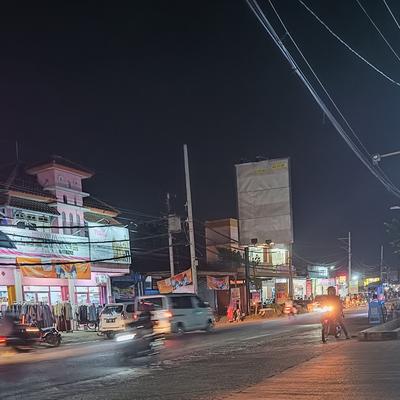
[38,326,62,347]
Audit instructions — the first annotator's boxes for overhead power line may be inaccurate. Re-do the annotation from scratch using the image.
[355,0,400,63]
[246,0,400,199]
[0,254,129,267]
[297,0,400,87]
[382,0,400,32]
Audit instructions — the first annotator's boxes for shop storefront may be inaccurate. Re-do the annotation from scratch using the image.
[311,278,336,296]
[293,278,307,299]
[0,223,130,307]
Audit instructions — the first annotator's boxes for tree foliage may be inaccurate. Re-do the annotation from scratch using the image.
[216,247,244,268]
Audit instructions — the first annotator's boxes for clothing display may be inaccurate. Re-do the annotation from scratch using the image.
[0,304,7,318]
[52,302,73,332]
[20,303,54,328]
[76,304,102,326]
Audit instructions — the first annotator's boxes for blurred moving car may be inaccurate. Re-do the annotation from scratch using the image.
[99,303,136,339]
[137,294,215,335]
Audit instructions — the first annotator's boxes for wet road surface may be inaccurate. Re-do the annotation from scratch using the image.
[0,309,369,400]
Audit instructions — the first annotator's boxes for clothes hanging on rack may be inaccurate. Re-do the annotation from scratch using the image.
[88,304,99,322]
[52,302,73,332]
[19,303,54,328]
[77,305,89,324]
[7,303,22,316]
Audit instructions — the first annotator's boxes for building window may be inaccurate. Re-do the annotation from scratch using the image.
[74,197,77,206]
[69,213,74,234]
[59,176,63,182]
[62,212,67,234]
[68,181,71,189]
[76,214,81,235]
[75,287,100,305]
[63,195,68,204]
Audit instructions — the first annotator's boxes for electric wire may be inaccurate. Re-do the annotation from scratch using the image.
[246,0,400,198]
[355,0,400,63]
[382,0,400,31]
[297,0,400,87]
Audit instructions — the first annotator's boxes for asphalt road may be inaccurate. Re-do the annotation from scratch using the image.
[0,309,369,400]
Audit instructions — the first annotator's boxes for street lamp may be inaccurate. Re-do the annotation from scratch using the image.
[372,150,400,165]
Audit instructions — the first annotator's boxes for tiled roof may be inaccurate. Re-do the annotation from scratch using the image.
[0,163,56,199]
[0,195,60,215]
[83,197,119,214]
[27,155,94,176]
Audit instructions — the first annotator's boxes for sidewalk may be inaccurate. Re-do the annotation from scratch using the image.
[60,329,102,345]
[217,339,400,400]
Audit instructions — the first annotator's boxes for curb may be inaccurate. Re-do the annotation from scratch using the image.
[358,318,400,341]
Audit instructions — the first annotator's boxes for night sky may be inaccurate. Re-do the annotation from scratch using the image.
[1,1,400,272]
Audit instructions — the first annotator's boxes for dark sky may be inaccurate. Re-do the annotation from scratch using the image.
[1,1,400,272]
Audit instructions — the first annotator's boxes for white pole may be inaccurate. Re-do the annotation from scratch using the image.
[348,231,352,294]
[183,144,197,293]
[167,193,175,277]
[380,244,384,284]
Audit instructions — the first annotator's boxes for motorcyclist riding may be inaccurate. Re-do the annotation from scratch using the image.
[322,286,350,339]
[128,301,154,339]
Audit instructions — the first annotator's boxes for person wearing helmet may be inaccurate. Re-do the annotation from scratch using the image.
[325,286,350,339]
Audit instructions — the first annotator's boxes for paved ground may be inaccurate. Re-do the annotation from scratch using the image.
[0,309,369,400]
[218,339,400,400]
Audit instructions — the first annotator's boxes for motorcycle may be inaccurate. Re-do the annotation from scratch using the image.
[0,323,61,351]
[321,306,342,343]
[114,325,165,359]
[0,324,40,351]
[38,326,62,347]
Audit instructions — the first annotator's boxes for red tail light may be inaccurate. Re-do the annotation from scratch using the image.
[0,336,7,345]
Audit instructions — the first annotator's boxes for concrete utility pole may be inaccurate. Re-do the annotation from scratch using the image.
[183,144,197,293]
[166,193,175,277]
[380,244,384,284]
[338,232,352,294]
[287,244,294,298]
[348,232,352,294]
[244,247,250,315]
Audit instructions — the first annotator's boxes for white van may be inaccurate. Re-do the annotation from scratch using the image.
[136,294,215,335]
[98,302,136,338]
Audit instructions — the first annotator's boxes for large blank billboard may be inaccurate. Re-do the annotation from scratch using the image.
[235,158,293,245]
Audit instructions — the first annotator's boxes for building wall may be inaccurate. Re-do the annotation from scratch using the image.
[0,161,130,307]
[205,218,240,263]
[36,169,83,192]
[35,168,86,235]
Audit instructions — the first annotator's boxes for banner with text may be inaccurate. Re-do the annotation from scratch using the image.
[157,268,194,294]
[88,223,131,264]
[0,226,89,260]
[207,275,229,290]
[18,257,91,279]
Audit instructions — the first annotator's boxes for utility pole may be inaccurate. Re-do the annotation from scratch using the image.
[166,193,175,277]
[244,247,250,315]
[288,243,294,298]
[183,144,197,293]
[338,232,352,295]
[380,244,384,284]
[348,231,352,294]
